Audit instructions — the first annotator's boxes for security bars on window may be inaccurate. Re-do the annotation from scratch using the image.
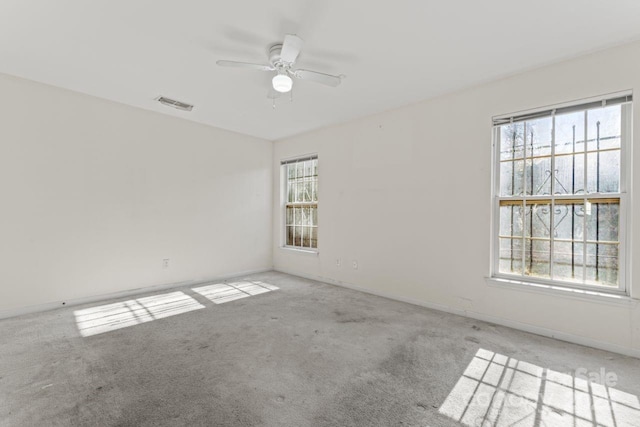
[493,95,631,292]
[283,156,318,250]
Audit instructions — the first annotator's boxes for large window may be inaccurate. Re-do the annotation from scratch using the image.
[492,94,631,293]
[283,155,318,250]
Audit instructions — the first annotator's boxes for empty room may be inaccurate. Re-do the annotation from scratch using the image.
[1,1,640,426]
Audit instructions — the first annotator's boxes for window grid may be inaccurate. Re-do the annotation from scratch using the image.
[284,157,318,250]
[493,100,630,293]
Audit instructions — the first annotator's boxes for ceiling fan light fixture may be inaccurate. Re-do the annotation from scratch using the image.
[216,34,343,98]
[272,73,293,93]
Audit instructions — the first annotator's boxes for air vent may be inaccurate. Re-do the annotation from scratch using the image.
[157,96,193,112]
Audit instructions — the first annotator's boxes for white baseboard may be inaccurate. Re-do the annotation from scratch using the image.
[0,267,273,320]
[274,268,640,359]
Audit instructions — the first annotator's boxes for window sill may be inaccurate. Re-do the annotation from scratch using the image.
[485,277,638,307]
[280,246,319,256]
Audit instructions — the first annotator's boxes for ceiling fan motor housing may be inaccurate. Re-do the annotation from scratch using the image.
[269,44,286,67]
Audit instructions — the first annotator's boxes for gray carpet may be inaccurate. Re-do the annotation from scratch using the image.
[1,271,638,426]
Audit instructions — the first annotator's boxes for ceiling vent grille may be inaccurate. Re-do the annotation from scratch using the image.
[157,96,193,112]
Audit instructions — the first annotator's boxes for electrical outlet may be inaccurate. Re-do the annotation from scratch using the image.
[336,258,342,267]
[352,260,358,270]
[163,258,170,269]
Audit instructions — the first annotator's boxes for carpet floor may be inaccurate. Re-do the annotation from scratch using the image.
[1,271,639,426]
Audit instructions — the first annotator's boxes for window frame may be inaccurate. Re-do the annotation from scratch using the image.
[280,154,319,253]
[490,92,632,296]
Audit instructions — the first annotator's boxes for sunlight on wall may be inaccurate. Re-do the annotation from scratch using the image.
[74,291,205,337]
[439,348,640,427]
[192,281,279,304]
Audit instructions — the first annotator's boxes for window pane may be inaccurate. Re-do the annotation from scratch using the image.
[553,241,584,283]
[587,150,620,193]
[500,123,525,161]
[500,160,524,196]
[499,237,522,275]
[524,203,551,278]
[555,111,585,155]
[553,202,585,283]
[597,244,619,287]
[554,202,584,241]
[499,161,513,196]
[586,202,619,242]
[296,182,305,202]
[311,227,317,249]
[299,226,308,248]
[525,203,550,239]
[311,180,317,202]
[526,157,551,196]
[499,204,523,237]
[288,182,295,202]
[286,226,294,246]
[294,226,302,247]
[303,207,311,226]
[525,239,550,278]
[527,117,552,158]
[306,180,314,202]
[299,180,306,202]
[585,243,618,287]
[554,153,584,195]
[286,207,293,225]
[588,105,621,151]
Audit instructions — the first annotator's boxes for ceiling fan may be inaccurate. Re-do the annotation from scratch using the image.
[216,34,343,98]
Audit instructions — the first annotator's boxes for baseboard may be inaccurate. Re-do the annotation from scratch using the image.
[0,267,273,320]
[274,268,640,359]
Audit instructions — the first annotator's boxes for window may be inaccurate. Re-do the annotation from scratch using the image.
[282,155,318,250]
[492,94,632,293]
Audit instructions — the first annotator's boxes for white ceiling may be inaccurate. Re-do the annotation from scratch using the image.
[2,1,640,140]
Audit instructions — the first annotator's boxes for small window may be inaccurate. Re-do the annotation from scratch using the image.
[282,156,318,250]
[492,94,631,293]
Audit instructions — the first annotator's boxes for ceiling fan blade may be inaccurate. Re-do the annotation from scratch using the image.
[216,60,274,72]
[293,69,342,87]
[280,34,304,63]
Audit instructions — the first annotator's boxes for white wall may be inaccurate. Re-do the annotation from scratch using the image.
[0,73,272,315]
[273,41,640,357]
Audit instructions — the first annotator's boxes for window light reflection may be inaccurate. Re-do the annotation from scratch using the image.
[439,348,640,426]
[74,291,205,337]
[192,281,279,304]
